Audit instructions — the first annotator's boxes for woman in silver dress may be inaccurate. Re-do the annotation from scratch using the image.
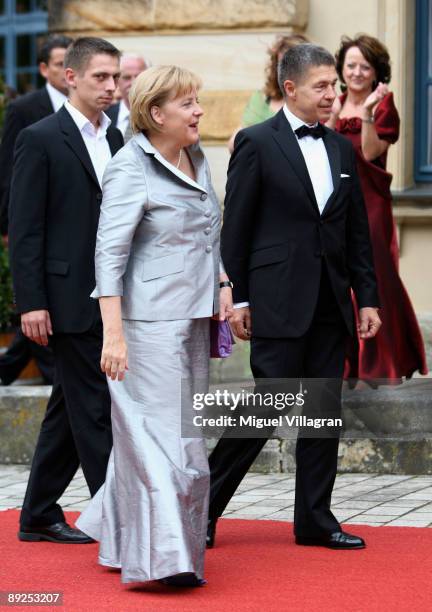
[77,65,232,587]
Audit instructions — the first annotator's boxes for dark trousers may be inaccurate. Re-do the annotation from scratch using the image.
[208,265,348,537]
[0,327,55,384]
[20,317,112,527]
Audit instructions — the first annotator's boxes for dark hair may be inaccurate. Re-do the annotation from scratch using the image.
[264,33,309,100]
[277,43,335,94]
[335,34,391,91]
[38,34,74,65]
[64,37,121,74]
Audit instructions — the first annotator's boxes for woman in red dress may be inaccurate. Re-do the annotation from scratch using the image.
[327,34,427,381]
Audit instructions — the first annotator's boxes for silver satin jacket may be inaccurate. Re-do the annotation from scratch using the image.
[92,132,222,320]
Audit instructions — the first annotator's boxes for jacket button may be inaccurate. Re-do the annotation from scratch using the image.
[319,220,324,226]
[96,193,103,201]
[204,210,211,217]
[205,245,212,253]
[314,250,324,257]
[200,193,207,201]
[204,227,211,235]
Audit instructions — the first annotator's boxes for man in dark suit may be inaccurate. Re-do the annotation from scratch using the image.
[106,54,147,142]
[208,44,381,550]
[0,34,73,386]
[9,37,123,543]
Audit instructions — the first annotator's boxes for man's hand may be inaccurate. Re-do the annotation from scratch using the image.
[21,310,53,346]
[358,307,381,339]
[229,306,252,340]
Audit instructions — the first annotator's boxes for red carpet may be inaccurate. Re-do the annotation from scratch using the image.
[1,511,431,611]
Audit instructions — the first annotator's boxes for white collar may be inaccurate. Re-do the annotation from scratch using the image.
[117,99,130,122]
[45,82,67,112]
[283,104,318,131]
[134,132,208,193]
[64,100,111,136]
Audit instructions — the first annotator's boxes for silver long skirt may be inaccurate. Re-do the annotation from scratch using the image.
[76,318,210,583]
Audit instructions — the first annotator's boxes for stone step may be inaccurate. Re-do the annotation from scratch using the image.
[1,379,431,473]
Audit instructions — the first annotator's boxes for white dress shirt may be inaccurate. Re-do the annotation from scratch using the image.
[45,82,67,112]
[116,99,130,136]
[234,105,334,310]
[283,104,333,214]
[64,100,112,187]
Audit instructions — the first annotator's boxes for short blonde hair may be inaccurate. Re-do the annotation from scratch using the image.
[129,65,202,134]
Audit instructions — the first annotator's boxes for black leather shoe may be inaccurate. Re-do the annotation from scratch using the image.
[206,518,217,549]
[18,522,95,544]
[159,573,207,587]
[295,530,365,550]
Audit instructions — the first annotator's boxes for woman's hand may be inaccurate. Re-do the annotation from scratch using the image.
[363,82,389,113]
[330,96,342,119]
[218,287,233,321]
[101,330,128,381]
[325,96,342,129]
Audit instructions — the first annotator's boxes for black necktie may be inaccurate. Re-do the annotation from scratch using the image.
[295,124,325,140]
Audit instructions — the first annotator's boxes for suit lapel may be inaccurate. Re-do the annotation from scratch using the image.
[271,110,319,215]
[321,128,341,216]
[57,106,100,187]
[37,87,54,117]
[107,126,122,157]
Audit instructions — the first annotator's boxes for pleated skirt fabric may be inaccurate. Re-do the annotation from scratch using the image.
[77,318,210,583]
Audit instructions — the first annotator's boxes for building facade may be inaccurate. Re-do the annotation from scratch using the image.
[2,0,431,313]
[0,0,48,93]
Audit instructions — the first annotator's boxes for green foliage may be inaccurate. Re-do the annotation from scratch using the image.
[0,76,14,331]
[0,241,13,332]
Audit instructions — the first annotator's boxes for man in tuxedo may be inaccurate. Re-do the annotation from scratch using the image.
[9,37,123,543]
[208,44,381,549]
[0,34,73,386]
[106,54,147,142]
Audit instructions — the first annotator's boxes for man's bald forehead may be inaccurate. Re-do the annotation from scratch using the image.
[120,55,147,71]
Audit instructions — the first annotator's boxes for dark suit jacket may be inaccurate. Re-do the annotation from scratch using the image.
[221,109,379,338]
[8,106,124,334]
[0,87,55,235]
[105,102,120,127]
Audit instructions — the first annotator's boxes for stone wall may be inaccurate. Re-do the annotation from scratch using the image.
[49,0,308,33]
[2,379,432,473]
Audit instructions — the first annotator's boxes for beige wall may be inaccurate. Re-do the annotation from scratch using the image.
[306,0,378,49]
[399,225,432,314]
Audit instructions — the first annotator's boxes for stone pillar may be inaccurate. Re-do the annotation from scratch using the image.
[377,0,416,190]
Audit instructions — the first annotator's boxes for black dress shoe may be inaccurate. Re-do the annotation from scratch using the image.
[206,518,217,549]
[159,573,207,587]
[295,530,365,550]
[18,521,95,544]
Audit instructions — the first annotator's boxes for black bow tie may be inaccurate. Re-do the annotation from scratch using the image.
[295,124,325,140]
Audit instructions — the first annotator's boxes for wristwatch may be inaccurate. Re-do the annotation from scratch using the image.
[219,281,233,289]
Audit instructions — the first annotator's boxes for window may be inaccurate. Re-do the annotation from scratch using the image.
[0,0,48,93]
[415,0,432,181]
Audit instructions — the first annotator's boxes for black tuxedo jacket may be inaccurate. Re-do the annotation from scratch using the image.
[8,106,124,333]
[221,109,379,338]
[0,87,55,235]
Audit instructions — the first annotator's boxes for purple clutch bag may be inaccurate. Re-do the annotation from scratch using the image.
[210,319,235,358]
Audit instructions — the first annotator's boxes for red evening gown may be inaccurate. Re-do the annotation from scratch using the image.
[336,92,428,380]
